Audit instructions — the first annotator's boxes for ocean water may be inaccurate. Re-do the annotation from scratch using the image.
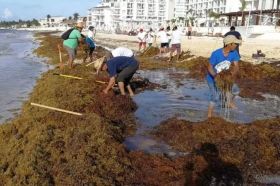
[0,29,50,124]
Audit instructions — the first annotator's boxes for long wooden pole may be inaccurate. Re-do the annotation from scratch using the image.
[31,103,83,116]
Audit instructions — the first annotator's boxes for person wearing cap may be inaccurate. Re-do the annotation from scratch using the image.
[147,28,155,47]
[137,28,147,52]
[63,22,84,69]
[105,47,134,60]
[223,26,242,58]
[94,56,139,98]
[168,26,185,62]
[85,26,95,62]
[155,26,169,55]
[206,35,241,118]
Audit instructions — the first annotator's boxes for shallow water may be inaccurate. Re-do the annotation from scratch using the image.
[124,69,280,155]
[0,30,50,124]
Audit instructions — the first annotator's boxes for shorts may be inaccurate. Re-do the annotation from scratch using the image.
[116,65,139,86]
[63,44,76,61]
[171,43,181,53]
[160,43,168,48]
[139,42,146,47]
[208,82,239,106]
[148,43,152,47]
[188,31,191,36]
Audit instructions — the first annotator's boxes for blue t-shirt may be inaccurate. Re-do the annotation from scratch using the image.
[206,48,240,83]
[86,36,95,47]
[106,56,139,77]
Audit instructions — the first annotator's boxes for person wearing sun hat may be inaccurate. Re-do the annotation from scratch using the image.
[206,35,241,118]
[63,22,84,68]
[93,55,139,98]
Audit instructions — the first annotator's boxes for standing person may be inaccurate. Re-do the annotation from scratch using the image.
[105,47,134,59]
[155,26,169,55]
[206,35,241,118]
[168,26,185,62]
[188,25,192,39]
[63,22,84,69]
[94,56,139,98]
[137,28,147,52]
[166,26,172,52]
[147,28,155,47]
[223,26,242,58]
[85,26,95,62]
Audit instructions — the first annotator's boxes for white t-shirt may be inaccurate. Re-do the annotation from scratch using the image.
[167,30,172,40]
[137,32,147,42]
[156,31,168,43]
[88,30,94,40]
[171,30,184,44]
[148,32,155,44]
[111,47,134,57]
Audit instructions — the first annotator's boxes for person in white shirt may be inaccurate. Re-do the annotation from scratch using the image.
[137,28,147,52]
[155,26,169,55]
[105,47,134,60]
[166,26,172,52]
[147,28,155,47]
[86,26,95,62]
[168,26,185,62]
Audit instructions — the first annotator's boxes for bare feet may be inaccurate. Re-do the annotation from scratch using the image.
[228,102,238,110]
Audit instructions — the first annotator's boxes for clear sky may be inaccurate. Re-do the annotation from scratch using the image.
[0,0,100,21]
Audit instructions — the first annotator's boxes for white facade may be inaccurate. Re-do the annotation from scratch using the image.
[87,0,175,31]
[174,0,279,26]
[39,16,67,27]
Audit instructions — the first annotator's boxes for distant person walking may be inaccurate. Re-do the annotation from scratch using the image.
[166,26,172,51]
[147,28,155,47]
[63,22,84,69]
[137,28,147,52]
[188,25,192,39]
[155,26,169,55]
[168,26,184,62]
[85,26,95,62]
[223,26,242,58]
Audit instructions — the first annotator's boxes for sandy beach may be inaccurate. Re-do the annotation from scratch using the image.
[93,32,280,64]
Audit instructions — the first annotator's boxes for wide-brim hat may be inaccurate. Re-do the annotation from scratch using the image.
[76,22,84,28]
[223,35,242,45]
[93,56,106,75]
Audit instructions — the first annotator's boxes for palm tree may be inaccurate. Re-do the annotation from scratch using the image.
[240,0,247,26]
[166,20,170,26]
[209,12,220,26]
[204,8,212,26]
[47,14,51,22]
[73,13,79,21]
[189,17,195,26]
[185,18,189,26]
[69,16,72,20]
[171,18,176,26]
[219,18,225,26]
[178,17,185,26]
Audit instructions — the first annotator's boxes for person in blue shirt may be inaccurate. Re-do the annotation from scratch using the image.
[95,56,139,98]
[223,26,242,58]
[206,35,241,118]
[85,26,95,62]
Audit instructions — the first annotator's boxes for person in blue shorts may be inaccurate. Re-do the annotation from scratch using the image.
[94,56,139,98]
[206,35,241,118]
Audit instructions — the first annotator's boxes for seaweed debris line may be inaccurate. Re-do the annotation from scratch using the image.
[0,32,279,185]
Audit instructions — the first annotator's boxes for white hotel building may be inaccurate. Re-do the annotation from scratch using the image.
[87,0,279,30]
[87,0,175,31]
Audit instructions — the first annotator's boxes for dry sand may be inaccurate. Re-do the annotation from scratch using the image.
[93,33,280,64]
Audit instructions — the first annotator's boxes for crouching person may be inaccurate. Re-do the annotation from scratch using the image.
[94,56,139,98]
